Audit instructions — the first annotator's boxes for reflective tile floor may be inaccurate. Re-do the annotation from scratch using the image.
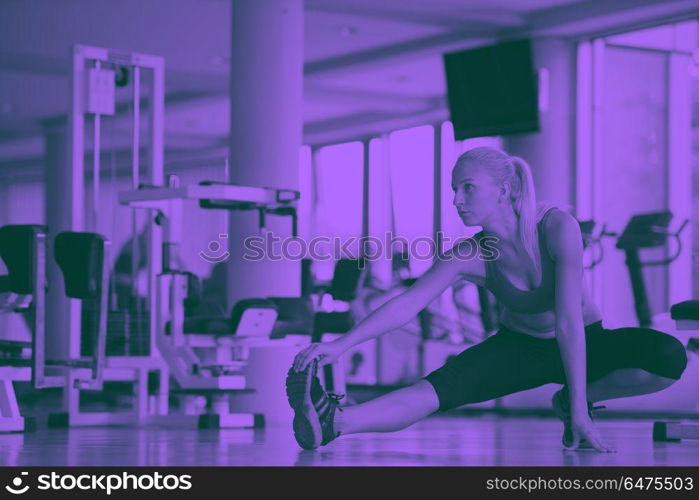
[1,415,697,466]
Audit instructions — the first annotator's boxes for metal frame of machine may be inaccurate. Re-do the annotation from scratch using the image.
[118,173,302,428]
[56,44,306,429]
[44,44,170,428]
[0,226,111,431]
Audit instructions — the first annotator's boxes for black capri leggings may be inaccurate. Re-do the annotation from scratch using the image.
[424,320,688,412]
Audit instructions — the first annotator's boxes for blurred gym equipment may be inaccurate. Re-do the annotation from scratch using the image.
[1,225,51,431]
[0,225,113,431]
[46,232,112,426]
[43,45,171,429]
[578,219,618,270]
[614,211,688,327]
[45,43,308,429]
[5,44,308,431]
[299,257,368,395]
[310,257,367,340]
[653,300,699,442]
[118,174,303,427]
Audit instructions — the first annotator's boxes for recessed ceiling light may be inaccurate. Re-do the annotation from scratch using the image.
[338,26,358,37]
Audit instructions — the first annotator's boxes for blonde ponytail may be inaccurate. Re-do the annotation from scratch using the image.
[509,155,540,275]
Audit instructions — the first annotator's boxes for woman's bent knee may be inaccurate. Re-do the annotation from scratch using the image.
[653,333,688,380]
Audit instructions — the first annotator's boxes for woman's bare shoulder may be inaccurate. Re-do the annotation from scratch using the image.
[542,207,582,259]
[440,235,485,283]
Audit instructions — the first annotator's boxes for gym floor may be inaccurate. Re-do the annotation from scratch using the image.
[2,415,697,467]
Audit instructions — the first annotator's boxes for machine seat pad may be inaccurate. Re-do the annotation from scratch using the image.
[0,224,47,294]
[54,232,106,300]
[671,300,699,320]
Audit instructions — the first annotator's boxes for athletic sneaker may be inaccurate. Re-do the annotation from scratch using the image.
[285,358,344,450]
[551,386,606,449]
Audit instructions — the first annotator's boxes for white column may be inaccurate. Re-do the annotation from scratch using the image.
[43,120,82,361]
[227,0,304,425]
[227,0,304,306]
[504,39,577,210]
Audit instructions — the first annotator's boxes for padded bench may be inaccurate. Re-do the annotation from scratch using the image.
[653,300,699,442]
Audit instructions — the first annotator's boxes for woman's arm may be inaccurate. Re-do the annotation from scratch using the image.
[546,211,615,452]
[335,254,464,352]
[547,211,588,414]
[293,241,477,371]
[548,211,615,452]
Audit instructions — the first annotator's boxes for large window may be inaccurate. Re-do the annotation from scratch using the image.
[388,125,434,277]
[601,46,669,327]
[577,20,697,328]
[368,136,393,288]
[313,141,364,281]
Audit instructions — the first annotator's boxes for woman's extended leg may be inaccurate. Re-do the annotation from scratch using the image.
[337,380,439,435]
[337,330,555,436]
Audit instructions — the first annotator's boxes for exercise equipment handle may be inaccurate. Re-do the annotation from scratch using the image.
[637,218,689,267]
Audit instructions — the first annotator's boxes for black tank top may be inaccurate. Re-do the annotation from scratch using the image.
[476,207,557,314]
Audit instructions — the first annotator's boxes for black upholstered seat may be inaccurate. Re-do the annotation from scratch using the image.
[0,224,48,294]
[54,232,107,299]
[671,300,699,321]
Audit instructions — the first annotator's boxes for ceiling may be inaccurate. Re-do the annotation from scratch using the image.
[0,0,697,169]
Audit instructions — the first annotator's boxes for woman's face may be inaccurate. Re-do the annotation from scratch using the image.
[451,161,503,226]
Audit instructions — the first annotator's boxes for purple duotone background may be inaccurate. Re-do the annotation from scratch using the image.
[0,0,699,465]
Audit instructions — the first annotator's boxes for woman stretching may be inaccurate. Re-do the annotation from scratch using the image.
[285,146,688,453]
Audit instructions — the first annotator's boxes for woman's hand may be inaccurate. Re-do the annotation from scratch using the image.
[566,412,616,452]
[292,340,346,372]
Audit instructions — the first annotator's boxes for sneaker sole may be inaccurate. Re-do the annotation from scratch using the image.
[285,361,322,450]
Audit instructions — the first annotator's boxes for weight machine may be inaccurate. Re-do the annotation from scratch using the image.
[39,45,171,428]
[19,44,304,429]
[117,178,304,427]
[0,226,110,431]
[60,44,306,428]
